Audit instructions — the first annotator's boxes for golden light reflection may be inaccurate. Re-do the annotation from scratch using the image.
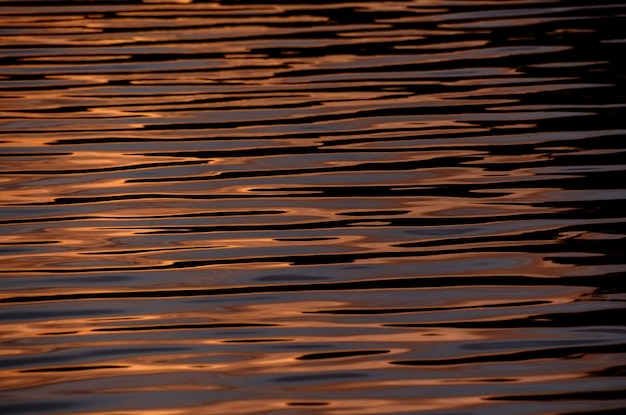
[1,1,623,414]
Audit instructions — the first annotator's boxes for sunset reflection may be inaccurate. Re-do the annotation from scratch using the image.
[2,0,626,414]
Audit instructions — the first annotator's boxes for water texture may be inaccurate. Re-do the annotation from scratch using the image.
[1,0,625,414]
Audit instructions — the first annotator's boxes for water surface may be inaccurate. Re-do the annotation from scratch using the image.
[1,0,626,414]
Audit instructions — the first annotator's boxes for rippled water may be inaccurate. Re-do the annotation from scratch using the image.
[1,0,626,414]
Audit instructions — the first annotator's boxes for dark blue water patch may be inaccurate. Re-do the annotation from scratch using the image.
[253,273,332,282]
[296,350,390,360]
[389,343,626,366]
[272,372,369,383]
[0,401,80,415]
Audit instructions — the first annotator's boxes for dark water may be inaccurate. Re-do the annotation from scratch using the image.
[1,0,626,414]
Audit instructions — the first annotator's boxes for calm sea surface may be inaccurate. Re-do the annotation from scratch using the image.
[1,0,625,414]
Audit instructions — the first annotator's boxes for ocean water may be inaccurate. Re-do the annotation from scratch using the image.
[1,0,625,414]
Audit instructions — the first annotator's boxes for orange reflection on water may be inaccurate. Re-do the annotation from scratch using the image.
[150,397,486,415]
[1,2,624,415]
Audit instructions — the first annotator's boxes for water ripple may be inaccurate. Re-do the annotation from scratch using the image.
[1,0,625,414]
